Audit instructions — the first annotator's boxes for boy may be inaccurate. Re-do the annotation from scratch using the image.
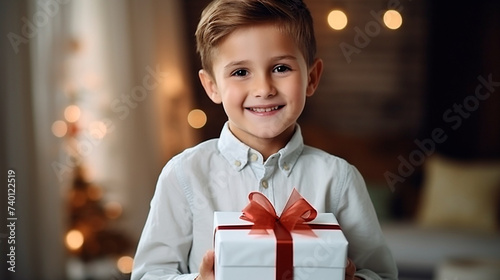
[131,0,398,279]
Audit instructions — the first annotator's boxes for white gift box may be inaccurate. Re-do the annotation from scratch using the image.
[213,211,348,280]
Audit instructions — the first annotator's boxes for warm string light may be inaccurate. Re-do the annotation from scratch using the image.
[52,120,68,138]
[52,110,110,139]
[66,229,84,251]
[52,105,81,138]
[328,10,348,30]
[383,10,403,30]
[64,105,81,123]
[187,109,207,129]
[117,256,134,274]
[327,9,403,31]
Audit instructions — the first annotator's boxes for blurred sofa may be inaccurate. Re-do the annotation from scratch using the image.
[382,222,500,279]
[379,155,500,279]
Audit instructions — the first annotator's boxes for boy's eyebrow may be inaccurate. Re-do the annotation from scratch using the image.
[224,60,250,70]
[224,55,298,70]
[271,55,298,62]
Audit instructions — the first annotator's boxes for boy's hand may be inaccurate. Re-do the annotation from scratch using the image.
[196,250,215,280]
[345,258,363,280]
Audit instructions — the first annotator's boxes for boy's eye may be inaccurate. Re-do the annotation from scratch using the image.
[231,69,248,77]
[273,65,291,73]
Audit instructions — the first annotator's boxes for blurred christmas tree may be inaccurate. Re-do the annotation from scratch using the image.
[51,37,135,279]
[66,165,131,262]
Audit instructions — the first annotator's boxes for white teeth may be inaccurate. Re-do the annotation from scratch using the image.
[250,106,280,113]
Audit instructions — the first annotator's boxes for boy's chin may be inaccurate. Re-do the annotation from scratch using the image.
[249,125,295,140]
[229,120,296,137]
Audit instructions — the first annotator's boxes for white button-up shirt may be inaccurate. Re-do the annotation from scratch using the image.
[132,123,398,280]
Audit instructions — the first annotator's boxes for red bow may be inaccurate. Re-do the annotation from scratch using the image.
[240,188,317,232]
[239,188,317,280]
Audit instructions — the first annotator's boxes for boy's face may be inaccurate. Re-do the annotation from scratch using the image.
[199,24,322,151]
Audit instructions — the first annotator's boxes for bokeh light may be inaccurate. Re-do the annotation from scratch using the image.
[117,256,134,274]
[65,229,84,251]
[52,120,68,137]
[327,10,348,30]
[383,10,403,30]
[64,105,81,123]
[187,109,207,129]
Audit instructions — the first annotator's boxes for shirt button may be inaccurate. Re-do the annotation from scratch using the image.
[234,160,241,167]
[283,163,290,171]
[250,153,258,162]
[261,180,268,189]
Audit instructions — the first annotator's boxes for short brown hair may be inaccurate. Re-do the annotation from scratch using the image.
[195,0,317,77]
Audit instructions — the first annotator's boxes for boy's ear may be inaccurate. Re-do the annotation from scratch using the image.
[306,58,323,97]
[199,69,222,104]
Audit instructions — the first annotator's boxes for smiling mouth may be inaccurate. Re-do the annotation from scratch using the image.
[246,105,284,113]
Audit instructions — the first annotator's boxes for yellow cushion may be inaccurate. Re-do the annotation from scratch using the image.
[417,155,500,233]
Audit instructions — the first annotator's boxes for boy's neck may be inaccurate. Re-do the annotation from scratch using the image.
[228,124,296,161]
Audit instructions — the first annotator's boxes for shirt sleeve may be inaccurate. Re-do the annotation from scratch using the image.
[131,159,198,280]
[335,165,398,280]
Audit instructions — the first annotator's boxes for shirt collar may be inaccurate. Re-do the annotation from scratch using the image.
[217,122,304,176]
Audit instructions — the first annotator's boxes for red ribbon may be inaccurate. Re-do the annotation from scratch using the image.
[240,188,316,280]
[240,188,317,232]
[215,189,341,280]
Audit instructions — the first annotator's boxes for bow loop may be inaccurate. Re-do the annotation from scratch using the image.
[240,200,277,229]
[240,188,317,232]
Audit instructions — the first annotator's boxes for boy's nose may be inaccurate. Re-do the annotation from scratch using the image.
[252,75,276,98]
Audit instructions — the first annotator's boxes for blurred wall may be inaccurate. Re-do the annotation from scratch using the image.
[426,0,500,160]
